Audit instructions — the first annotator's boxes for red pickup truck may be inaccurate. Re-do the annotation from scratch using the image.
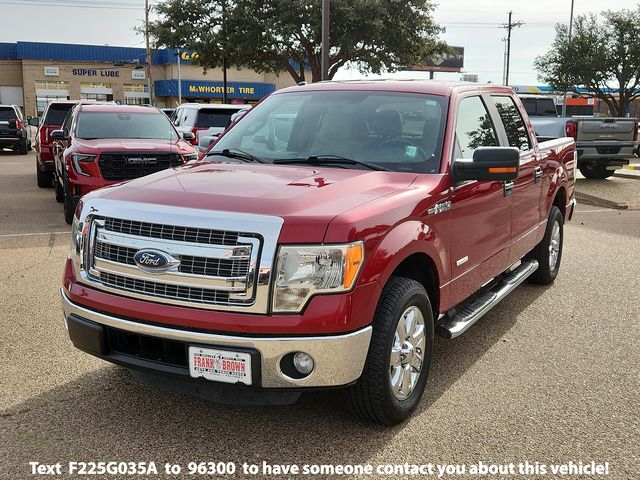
[61,81,576,425]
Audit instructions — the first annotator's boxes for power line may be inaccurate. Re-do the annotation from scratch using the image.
[0,0,144,9]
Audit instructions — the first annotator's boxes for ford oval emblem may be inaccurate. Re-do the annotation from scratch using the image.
[133,249,179,273]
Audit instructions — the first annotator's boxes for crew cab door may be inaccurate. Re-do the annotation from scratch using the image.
[447,94,513,306]
[490,95,542,263]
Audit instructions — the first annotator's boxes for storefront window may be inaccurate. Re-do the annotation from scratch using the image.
[80,83,113,102]
[35,81,70,114]
[123,84,150,105]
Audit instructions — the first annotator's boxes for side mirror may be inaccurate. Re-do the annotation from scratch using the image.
[453,147,520,182]
[182,131,195,141]
[50,129,67,141]
[198,134,219,150]
[28,117,40,127]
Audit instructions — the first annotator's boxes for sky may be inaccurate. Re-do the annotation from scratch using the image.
[0,0,636,85]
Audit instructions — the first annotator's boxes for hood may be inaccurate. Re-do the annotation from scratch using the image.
[89,162,420,242]
[74,138,194,154]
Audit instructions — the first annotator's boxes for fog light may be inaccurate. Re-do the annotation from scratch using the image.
[293,352,314,375]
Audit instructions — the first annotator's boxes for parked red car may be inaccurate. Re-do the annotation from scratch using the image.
[34,100,78,188]
[52,104,197,223]
[61,81,576,425]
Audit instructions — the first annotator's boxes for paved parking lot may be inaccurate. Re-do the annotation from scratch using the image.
[1,152,639,479]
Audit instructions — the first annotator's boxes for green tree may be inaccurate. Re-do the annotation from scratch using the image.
[149,0,446,83]
[534,9,640,117]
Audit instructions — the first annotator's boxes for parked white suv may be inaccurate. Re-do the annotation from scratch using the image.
[170,103,250,153]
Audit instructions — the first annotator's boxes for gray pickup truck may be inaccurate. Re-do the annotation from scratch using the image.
[521,96,637,179]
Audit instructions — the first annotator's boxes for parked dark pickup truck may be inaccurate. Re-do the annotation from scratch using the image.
[61,81,576,425]
[521,96,636,178]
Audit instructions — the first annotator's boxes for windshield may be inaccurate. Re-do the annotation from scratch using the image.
[75,111,179,140]
[209,91,448,173]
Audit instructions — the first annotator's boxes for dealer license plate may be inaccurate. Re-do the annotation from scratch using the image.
[188,346,252,385]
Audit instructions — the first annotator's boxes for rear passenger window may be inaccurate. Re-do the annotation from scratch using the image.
[493,96,531,152]
[455,96,498,159]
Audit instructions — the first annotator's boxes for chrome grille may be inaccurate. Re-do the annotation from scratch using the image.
[99,272,230,305]
[86,216,261,310]
[105,217,241,245]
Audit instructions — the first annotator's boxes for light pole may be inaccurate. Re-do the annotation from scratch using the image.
[177,49,182,105]
[321,0,330,81]
[561,0,576,117]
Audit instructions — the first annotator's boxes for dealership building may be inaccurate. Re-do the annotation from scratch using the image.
[0,41,295,117]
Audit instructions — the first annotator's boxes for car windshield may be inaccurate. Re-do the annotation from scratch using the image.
[196,108,242,128]
[44,104,74,125]
[209,91,448,173]
[75,111,178,140]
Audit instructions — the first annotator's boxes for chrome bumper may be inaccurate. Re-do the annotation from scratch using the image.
[61,290,372,389]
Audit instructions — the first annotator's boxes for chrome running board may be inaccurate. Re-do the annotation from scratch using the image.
[436,259,539,339]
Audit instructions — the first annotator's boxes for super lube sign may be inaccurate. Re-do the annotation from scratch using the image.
[72,69,120,77]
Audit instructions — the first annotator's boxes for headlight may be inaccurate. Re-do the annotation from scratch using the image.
[272,242,364,312]
[182,153,198,163]
[69,200,87,268]
[71,153,96,176]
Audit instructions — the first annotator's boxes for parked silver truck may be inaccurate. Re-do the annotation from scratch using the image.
[521,96,637,179]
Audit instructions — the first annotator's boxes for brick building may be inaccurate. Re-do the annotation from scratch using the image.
[0,41,295,117]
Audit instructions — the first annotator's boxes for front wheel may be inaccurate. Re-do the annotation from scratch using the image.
[579,164,615,179]
[527,206,564,285]
[347,276,434,425]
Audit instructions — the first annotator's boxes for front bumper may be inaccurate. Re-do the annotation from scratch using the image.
[61,289,372,389]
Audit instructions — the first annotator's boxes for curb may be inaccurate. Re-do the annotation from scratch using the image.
[575,191,628,210]
[613,172,640,180]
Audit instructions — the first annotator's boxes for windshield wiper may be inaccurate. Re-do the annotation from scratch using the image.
[206,148,265,163]
[273,155,391,172]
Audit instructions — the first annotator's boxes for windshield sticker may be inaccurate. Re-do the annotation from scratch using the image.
[404,145,418,157]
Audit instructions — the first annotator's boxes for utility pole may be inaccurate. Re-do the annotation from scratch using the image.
[502,38,508,85]
[500,11,523,87]
[144,0,154,105]
[221,0,228,103]
[321,0,330,81]
[561,0,575,117]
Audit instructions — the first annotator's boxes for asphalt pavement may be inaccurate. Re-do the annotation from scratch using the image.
[0,152,639,479]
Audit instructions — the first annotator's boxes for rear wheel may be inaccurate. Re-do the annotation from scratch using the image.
[579,164,615,179]
[17,139,28,155]
[63,171,78,225]
[347,276,434,425]
[527,206,563,285]
[36,164,52,188]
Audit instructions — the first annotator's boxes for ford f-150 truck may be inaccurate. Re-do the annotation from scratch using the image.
[61,81,576,425]
[521,96,636,179]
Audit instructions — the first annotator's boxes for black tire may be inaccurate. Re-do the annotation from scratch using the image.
[579,164,614,179]
[54,170,64,203]
[36,164,52,188]
[527,206,563,285]
[17,139,28,155]
[347,276,434,426]
[63,171,77,225]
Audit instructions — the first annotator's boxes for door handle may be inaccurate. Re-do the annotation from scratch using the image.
[503,180,514,197]
[534,166,543,183]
